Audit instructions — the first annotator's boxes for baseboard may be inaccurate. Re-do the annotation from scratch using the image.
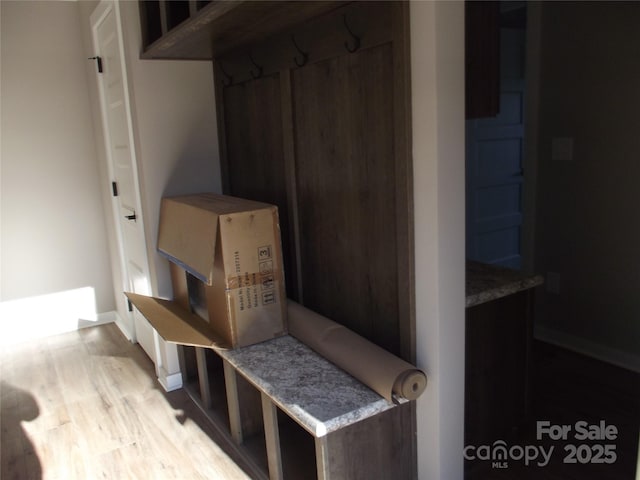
[83,311,118,328]
[114,311,136,343]
[535,325,640,373]
[157,368,183,392]
[0,293,118,346]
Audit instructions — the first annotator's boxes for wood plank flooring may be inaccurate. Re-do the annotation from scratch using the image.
[3,324,638,480]
[1,324,251,480]
[466,340,640,480]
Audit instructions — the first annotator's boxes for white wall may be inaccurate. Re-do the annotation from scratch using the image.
[0,0,217,349]
[1,1,116,341]
[534,2,640,371]
[78,1,219,319]
[78,0,219,389]
[121,0,220,388]
[411,2,466,479]
[118,0,221,300]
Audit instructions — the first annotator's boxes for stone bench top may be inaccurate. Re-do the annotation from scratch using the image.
[220,334,397,437]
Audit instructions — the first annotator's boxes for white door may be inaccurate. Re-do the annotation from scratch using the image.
[90,2,156,361]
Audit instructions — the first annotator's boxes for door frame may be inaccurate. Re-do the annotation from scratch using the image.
[90,0,152,342]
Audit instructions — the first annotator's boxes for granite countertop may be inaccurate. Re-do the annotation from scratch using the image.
[218,264,542,435]
[466,261,544,308]
[220,334,396,438]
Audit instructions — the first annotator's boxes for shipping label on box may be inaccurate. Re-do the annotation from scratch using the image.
[216,205,287,347]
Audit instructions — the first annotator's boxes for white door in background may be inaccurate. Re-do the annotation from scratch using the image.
[90,2,157,363]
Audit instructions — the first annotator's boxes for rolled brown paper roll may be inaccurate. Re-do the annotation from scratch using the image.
[287,300,427,403]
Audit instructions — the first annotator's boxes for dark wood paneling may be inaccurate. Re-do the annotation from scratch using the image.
[324,402,413,479]
[222,74,297,299]
[139,0,163,48]
[214,2,392,87]
[279,71,304,300]
[391,2,414,365]
[292,44,400,355]
[465,1,500,119]
[141,1,346,59]
[465,290,531,448]
[215,2,413,360]
[165,0,190,30]
[215,4,415,475]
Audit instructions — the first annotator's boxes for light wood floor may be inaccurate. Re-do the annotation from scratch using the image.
[1,324,252,480]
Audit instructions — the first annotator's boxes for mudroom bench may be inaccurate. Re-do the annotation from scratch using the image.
[181,333,412,480]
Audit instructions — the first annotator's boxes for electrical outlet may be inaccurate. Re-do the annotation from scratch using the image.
[546,272,560,294]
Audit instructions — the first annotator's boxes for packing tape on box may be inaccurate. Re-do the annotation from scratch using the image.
[287,300,427,403]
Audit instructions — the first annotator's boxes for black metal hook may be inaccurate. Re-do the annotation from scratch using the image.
[291,34,308,67]
[219,61,233,87]
[88,56,103,73]
[343,14,361,53]
[249,53,263,79]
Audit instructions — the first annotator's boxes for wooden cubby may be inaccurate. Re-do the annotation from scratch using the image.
[277,411,317,479]
[138,0,162,47]
[142,1,417,478]
[138,0,345,59]
[178,336,412,480]
[180,345,231,431]
[165,0,190,30]
[172,261,411,479]
[196,1,211,11]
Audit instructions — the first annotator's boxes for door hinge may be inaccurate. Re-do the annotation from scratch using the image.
[127,299,133,312]
[112,181,118,197]
[88,56,103,73]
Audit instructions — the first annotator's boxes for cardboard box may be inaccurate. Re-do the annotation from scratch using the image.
[127,193,287,349]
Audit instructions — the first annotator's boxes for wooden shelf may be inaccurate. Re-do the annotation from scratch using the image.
[140,0,346,60]
[177,335,411,479]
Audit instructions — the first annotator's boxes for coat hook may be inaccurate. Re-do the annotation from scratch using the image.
[218,61,233,87]
[343,14,361,53]
[249,53,263,79]
[291,34,308,67]
[88,56,103,73]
